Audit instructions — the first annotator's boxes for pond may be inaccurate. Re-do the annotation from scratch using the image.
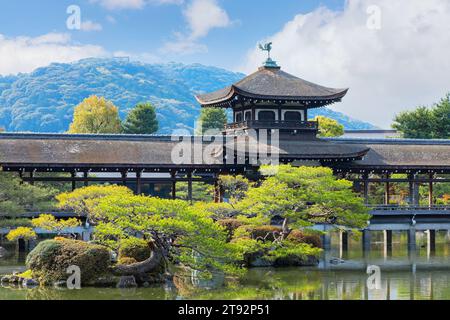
[1,232,450,300]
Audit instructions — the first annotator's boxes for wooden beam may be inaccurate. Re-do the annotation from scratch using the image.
[71,171,76,191]
[171,171,176,200]
[21,177,214,183]
[29,171,34,186]
[347,178,450,183]
[429,173,434,207]
[136,170,142,195]
[385,174,390,205]
[214,178,221,203]
[83,171,89,187]
[363,174,369,205]
[187,172,193,204]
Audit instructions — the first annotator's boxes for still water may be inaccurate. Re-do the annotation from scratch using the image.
[1,231,450,300]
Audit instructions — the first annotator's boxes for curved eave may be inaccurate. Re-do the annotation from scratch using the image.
[196,86,349,108]
[280,147,371,162]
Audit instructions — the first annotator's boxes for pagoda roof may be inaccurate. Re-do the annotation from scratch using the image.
[196,66,348,108]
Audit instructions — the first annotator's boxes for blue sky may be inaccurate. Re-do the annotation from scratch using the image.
[0,0,345,70]
[0,0,449,127]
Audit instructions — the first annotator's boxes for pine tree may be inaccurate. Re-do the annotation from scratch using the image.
[195,108,227,135]
[122,102,159,134]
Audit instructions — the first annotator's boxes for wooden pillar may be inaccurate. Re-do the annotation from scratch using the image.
[363,173,369,205]
[71,171,76,191]
[18,170,24,184]
[29,171,34,186]
[384,230,393,256]
[408,174,414,205]
[322,233,331,250]
[408,228,416,251]
[83,171,89,187]
[384,174,391,205]
[362,230,371,252]
[340,231,349,252]
[214,178,221,203]
[428,173,434,208]
[171,171,176,200]
[187,172,193,204]
[428,230,436,253]
[136,170,142,195]
[121,171,128,186]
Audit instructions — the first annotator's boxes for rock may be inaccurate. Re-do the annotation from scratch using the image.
[329,258,345,265]
[273,255,319,267]
[249,257,273,268]
[22,278,39,288]
[1,275,12,284]
[117,276,137,288]
[9,275,21,284]
[91,276,120,288]
[0,247,9,259]
[53,280,67,289]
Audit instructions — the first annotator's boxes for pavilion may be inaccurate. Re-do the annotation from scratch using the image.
[0,53,449,206]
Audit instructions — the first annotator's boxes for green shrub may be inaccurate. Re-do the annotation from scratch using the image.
[26,238,111,285]
[287,230,323,248]
[118,238,152,262]
[264,242,322,266]
[0,218,32,228]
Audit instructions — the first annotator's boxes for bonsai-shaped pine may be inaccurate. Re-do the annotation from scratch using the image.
[122,102,159,134]
[392,93,450,139]
[68,95,122,134]
[56,186,247,278]
[6,227,37,243]
[0,169,57,215]
[236,165,370,239]
[195,108,228,135]
[31,214,81,237]
[312,116,344,138]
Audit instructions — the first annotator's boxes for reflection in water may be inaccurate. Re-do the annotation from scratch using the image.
[1,231,450,300]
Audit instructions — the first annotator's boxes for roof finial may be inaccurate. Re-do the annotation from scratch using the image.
[258,42,279,68]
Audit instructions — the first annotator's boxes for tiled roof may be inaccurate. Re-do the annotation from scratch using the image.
[196,66,348,106]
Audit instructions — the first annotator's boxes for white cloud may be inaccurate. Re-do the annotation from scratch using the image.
[162,0,231,54]
[91,0,183,10]
[0,33,107,75]
[106,15,117,24]
[90,0,147,10]
[242,0,450,128]
[81,20,103,31]
[184,0,231,38]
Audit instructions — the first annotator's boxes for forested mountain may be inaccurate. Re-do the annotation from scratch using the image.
[0,58,375,133]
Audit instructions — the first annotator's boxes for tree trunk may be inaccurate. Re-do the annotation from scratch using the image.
[112,249,164,276]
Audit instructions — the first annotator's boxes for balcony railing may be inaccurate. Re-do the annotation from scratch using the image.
[367,205,450,211]
[225,120,319,130]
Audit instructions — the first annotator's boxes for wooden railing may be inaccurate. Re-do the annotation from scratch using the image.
[367,205,450,211]
[225,120,319,130]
